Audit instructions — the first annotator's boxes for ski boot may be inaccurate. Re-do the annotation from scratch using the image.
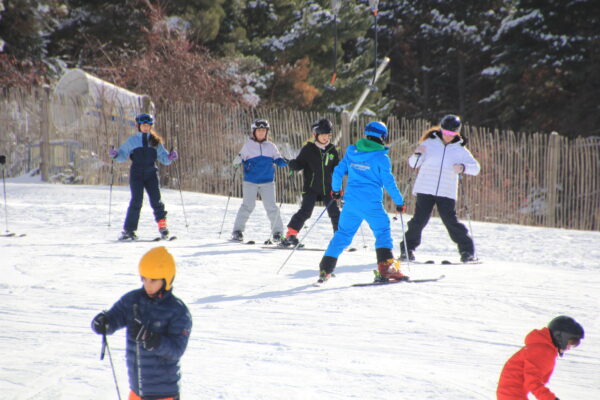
[265,232,284,245]
[231,230,244,242]
[317,270,333,284]
[279,228,299,247]
[158,219,169,239]
[118,230,138,241]
[399,248,415,261]
[460,252,477,263]
[376,258,407,281]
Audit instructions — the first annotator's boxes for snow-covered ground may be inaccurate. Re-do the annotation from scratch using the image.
[1,177,599,399]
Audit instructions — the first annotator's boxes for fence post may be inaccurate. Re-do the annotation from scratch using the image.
[545,132,561,227]
[39,88,53,182]
[340,110,350,152]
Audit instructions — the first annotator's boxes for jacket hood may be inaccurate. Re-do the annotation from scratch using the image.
[356,137,387,152]
[525,327,558,351]
[430,129,468,146]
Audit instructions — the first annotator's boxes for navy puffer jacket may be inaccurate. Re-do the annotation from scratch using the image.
[103,288,192,398]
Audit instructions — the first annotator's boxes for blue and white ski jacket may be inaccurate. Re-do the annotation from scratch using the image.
[237,138,287,184]
[113,132,172,171]
[102,288,192,398]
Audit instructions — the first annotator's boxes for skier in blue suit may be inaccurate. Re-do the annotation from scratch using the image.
[317,121,407,283]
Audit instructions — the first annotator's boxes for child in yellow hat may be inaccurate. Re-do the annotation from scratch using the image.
[91,246,192,400]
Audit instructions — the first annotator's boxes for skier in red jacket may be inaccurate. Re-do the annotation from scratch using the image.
[497,316,584,400]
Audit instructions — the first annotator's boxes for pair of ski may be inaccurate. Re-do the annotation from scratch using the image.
[118,236,177,243]
[401,259,482,266]
[1,232,26,237]
[313,273,445,287]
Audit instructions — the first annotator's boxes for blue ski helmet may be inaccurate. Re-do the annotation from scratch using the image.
[440,114,461,132]
[135,113,154,125]
[364,121,388,141]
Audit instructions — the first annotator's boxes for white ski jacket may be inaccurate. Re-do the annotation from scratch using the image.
[408,131,480,200]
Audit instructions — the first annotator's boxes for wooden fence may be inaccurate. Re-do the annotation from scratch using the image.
[1,88,599,231]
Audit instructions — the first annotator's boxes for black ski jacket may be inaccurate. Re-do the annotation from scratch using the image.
[288,141,339,196]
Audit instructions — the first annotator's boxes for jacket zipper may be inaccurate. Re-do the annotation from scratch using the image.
[434,144,448,196]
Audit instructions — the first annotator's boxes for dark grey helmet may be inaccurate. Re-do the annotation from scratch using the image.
[312,118,333,134]
[440,114,461,132]
[548,315,584,351]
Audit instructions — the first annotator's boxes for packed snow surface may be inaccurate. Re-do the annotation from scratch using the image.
[2,178,599,399]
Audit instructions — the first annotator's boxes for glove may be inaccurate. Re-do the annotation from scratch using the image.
[453,163,465,174]
[168,150,178,161]
[396,204,406,213]
[128,318,143,340]
[91,312,109,335]
[109,148,118,159]
[331,190,343,200]
[414,145,427,155]
[137,325,161,351]
[0,155,6,165]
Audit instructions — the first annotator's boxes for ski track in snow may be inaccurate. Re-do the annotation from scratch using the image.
[1,179,599,399]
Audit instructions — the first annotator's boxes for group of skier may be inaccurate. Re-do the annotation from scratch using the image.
[101,112,585,399]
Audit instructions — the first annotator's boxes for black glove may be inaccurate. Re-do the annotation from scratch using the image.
[396,204,406,213]
[0,155,6,165]
[331,190,342,200]
[138,325,161,351]
[91,312,109,335]
[128,318,143,340]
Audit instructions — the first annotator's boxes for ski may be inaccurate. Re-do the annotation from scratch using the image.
[229,239,256,245]
[397,258,482,265]
[1,232,26,237]
[352,274,445,287]
[116,236,178,243]
[262,246,357,252]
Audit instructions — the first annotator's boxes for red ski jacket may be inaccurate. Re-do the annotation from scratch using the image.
[497,327,559,400]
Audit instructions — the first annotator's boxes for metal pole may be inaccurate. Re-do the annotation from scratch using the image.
[276,199,336,274]
[107,149,114,228]
[218,167,239,238]
[101,334,122,400]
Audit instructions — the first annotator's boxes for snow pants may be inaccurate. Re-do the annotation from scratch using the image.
[401,193,474,255]
[324,200,393,259]
[287,191,340,233]
[124,168,166,232]
[233,181,284,234]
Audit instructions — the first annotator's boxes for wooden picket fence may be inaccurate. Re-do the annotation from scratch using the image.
[1,88,599,231]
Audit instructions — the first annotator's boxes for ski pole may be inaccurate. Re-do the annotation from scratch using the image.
[100,334,122,400]
[1,155,9,233]
[133,304,143,398]
[171,145,189,231]
[108,148,114,228]
[218,167,239,238]
[459,174,477,258]
[276,198,336,274]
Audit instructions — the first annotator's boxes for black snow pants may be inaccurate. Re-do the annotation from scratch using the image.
[287,191,340,233]
[123,168,167,232]
[401,193,474,255]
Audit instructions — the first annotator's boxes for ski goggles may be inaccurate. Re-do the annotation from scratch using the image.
[442,129,459,137]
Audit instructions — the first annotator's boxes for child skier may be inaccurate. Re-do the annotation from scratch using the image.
[400,114,480,262]
[231,119,287,243]
[280,118,340,247]
[497,315,584,400]
[91,246,192,400]
[317,121,406,283]
[110,113,178,241]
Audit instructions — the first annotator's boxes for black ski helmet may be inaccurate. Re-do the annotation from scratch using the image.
[135,113,154,125]
[548,315,584,351]
[312,118,333,135]
[440,114,461,132]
